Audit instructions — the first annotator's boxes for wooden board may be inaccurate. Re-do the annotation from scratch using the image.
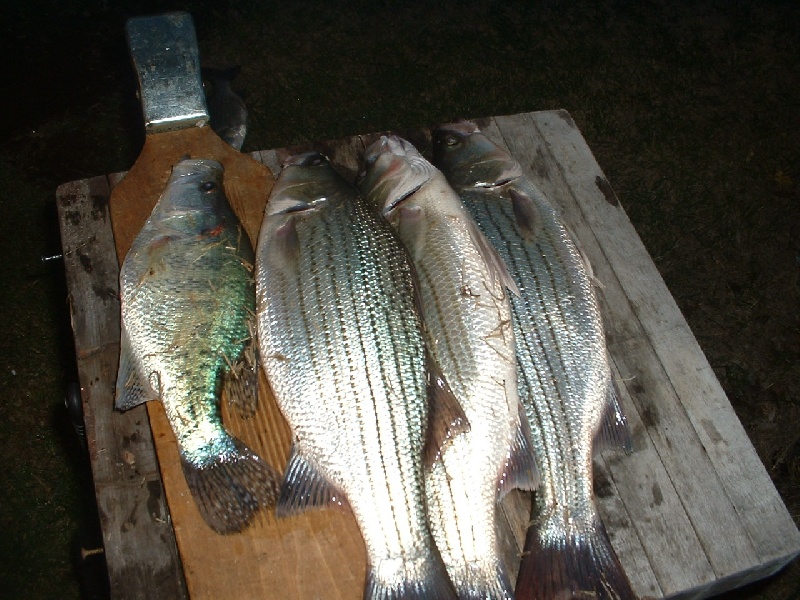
[56,110,800,599]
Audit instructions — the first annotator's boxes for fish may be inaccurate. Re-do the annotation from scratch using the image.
[202,66,248,151]
[115,158,280,534]
[432,122,636,600]
[359,135,539,600]
[255,151,465,599]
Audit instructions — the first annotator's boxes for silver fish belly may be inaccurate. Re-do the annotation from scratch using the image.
[256,152,457,600]
[115,158,279,534]
[433,123,635,600]
[360,135,539,600]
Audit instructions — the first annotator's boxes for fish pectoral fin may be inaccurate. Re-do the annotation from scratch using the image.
[269,216,301,273]
[563,220,604,288]
[276,443,348,518]
[222,320,260,419]
[393,204,427,259]
[508,188,541,243]
[423,357,470,467]
[465,215,520,296]
[593,379,634,456]
[498,402,541,497]
[114,324,157,411]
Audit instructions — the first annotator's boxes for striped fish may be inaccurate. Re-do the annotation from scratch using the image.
[359,135,539,600]
[255,152,464,600]
[432,123,636,600]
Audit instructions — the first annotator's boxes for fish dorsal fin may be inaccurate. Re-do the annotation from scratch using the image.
[276,443,348,518]
[222,315,259,418]
[115,323,158,411]
[424,356,470,467]
[593,379,633,456]
[498,401,540,497]
[464,213,521,297]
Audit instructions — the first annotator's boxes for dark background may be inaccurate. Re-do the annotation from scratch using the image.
[0,0,798,597]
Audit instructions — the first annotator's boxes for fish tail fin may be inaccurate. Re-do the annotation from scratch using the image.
[180,435,280,534]
[514,518,636,600]
[364,557,457,600]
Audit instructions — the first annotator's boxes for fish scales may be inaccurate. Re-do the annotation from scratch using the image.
[433,123,635,600]
[115,158,279,534]
[256,152,456,599]
[465,194,604,514]
[359,136,538,600]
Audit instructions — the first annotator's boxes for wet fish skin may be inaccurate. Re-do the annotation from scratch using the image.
[360,135,539,600]
[115,158,280,534]
[433,123,635,600]
[256,152,457,600]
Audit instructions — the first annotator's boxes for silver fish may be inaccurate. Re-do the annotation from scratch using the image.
[115,158,280,534]
[359,135,539,600]
[256,151,463,600]
[432,123,635,600]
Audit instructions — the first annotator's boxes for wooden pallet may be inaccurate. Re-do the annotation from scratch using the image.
[56,110,800,599]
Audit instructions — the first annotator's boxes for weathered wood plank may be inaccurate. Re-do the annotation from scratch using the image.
[525,109,800,563]
[56,177,188,600]
[486,110,799,595]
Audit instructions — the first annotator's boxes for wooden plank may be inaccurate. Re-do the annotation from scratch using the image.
[57,110,800,599]
[486,110,800,596]
[526,109,800,563]
[56,176,188,600]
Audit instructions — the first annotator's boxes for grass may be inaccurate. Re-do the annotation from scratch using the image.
[1,0,798,597]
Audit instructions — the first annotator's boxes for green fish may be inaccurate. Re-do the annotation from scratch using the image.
[115,158,280,534]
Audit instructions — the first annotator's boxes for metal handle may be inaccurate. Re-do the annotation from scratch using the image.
[126,11,209,134]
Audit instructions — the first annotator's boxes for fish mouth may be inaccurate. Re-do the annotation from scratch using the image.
[172,158,224,178]
[363,135,417,166]
[282,152,328,168]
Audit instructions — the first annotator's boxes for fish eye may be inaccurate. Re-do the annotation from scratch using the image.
[444,135,459,147]
[201,181,217,192]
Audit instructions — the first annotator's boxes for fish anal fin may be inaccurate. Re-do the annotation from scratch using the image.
[424,357,470,467]
[276,444,347,518]
[594,380,633,456]
[498,402,540,497]
[464,215,520,297]
[181,435,280,534]
[515,518,637,600]
[114,324,157,411]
